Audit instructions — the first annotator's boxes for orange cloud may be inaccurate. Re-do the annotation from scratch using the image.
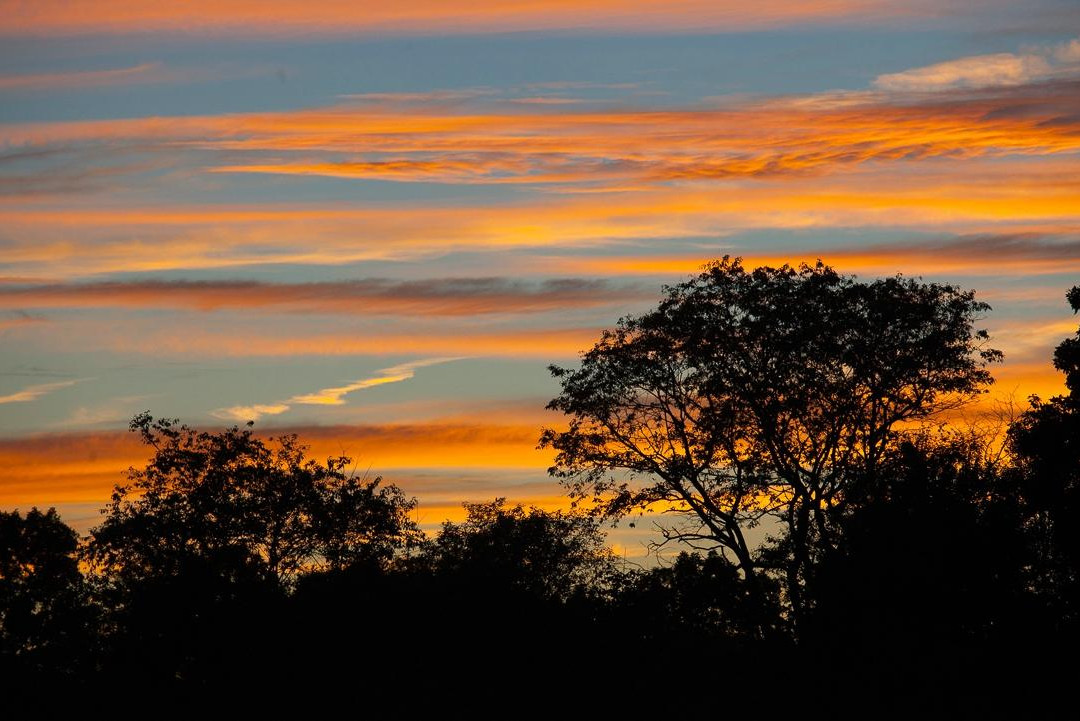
[0,430,151,507]
[550,234,1080,279]
[4,79,1079,193]
[0,1,946,37]
[0,278,648,315]
[22,84,1080,158]
[3,158,1079,278]
[53,323,602,360]
[0,421,554,511]
[1,72,1077,281]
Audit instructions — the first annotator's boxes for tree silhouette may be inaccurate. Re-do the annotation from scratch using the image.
[284,498,620,691]
[1008,284,1080,626]
[615,550,784,644]
[81,413,424,687]
[798,425,1068,715]
[426,498,617,600]
[540,257,1001,619]
[1,507,93,681]
[86,412,422,588]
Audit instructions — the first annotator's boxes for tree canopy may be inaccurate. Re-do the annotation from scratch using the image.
[541,256,1001,614]
[426,498,616,600]
[85,413,423,588]
[1007,284,1080,624]
[1,507,87,662]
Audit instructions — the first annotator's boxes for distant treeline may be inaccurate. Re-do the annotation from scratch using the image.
[3,261,1078,713]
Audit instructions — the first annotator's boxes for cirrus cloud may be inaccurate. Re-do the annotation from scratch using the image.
[210,357,463,422]
[0,379,80,404]
[873,36,1080,92]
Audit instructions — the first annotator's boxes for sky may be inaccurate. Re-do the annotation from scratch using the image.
[2,1,1079,559]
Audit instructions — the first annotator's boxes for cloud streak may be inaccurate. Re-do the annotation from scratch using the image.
[39,323,605,360]
[289,358,464,406]
[551,232,1080,278]
[874,37,1080,92]
[0,62,168,91]
[0,379,80,404]
[209,404,290,423]
[210,357,463,421]
[0,277,649,315]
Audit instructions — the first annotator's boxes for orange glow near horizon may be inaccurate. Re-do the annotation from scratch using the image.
[0,421,556,509]
[0,1,939,36]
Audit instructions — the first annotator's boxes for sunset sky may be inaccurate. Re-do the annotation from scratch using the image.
[2,1,1079,556]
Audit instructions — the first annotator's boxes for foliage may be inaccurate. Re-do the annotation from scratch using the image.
[541,256,1001,615]
[0,507,92,677]
[426,498,618,600]
[1007,285,1080,624]
[85,413,423,588]
[810,430,1030,640]
[615,550,784,643]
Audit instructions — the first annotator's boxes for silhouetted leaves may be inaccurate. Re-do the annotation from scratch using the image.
[81,413,423,686]
[426,498,617,600]
[86,412,422,588]
[541,256,1001,620]
[1007,285,1080,626]
[0,507,93,683]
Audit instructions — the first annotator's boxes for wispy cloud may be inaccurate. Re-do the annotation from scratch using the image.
[210,403,291,423]
[209,358,463,422]
[61,394,156,427]
[289,358,464,406]
[47,323,604,359]
[0,62,166,91]
[874,36,1080,92]
[0,379,79,404]
[875,53,1053,92]
[0,277,648,316]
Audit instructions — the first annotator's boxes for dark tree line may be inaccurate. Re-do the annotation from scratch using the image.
[2,260,1079,713]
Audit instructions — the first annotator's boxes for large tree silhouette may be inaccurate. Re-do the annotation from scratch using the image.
[1008,284,1080,625]
[86,413,423,587]
[541,257,1001,618]
[82,413,424,686]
